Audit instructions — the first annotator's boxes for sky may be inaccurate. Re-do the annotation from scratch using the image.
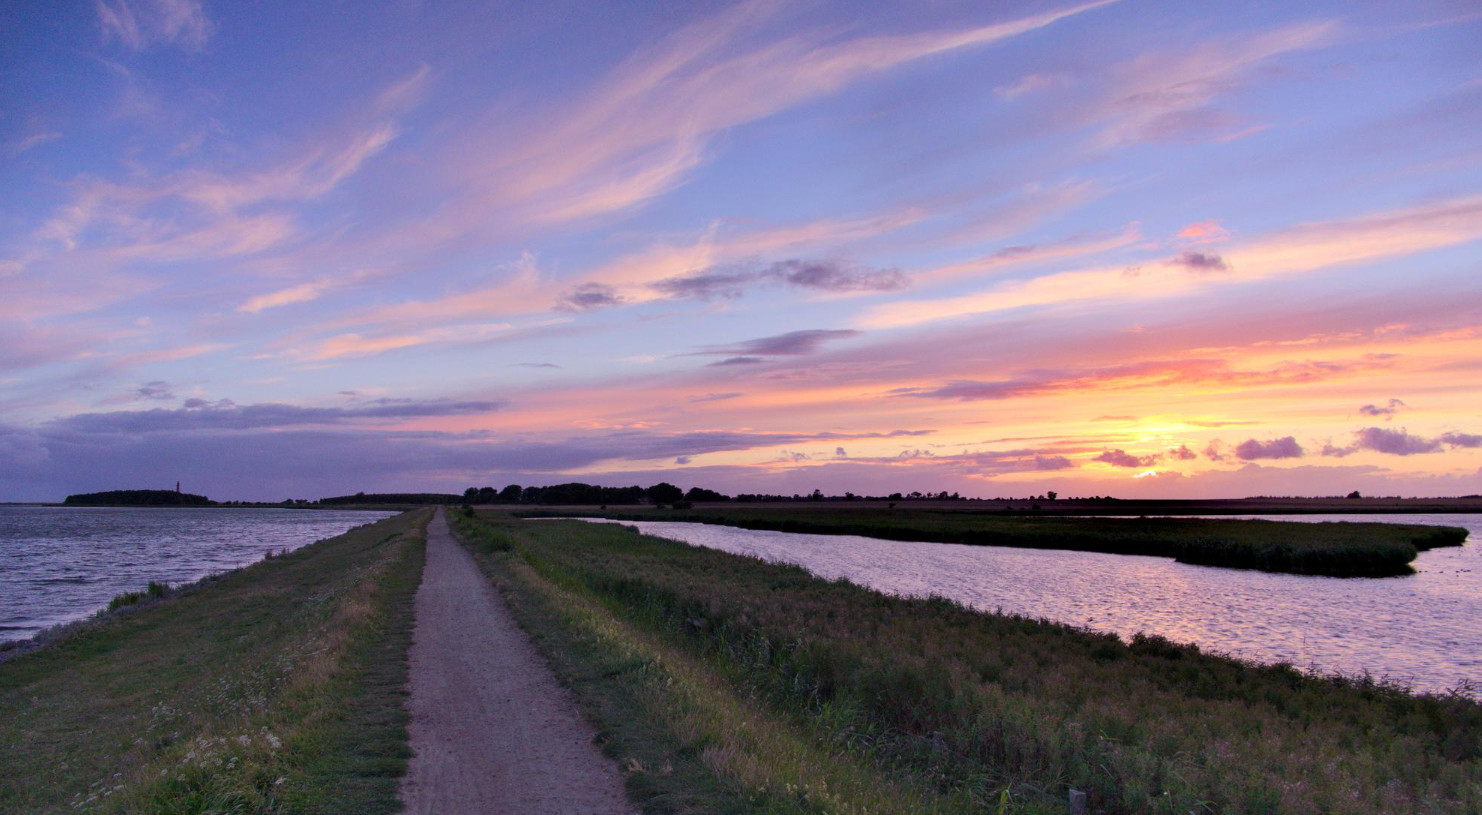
[2,0,1480,502]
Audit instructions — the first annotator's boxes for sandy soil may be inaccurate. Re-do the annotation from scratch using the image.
[399,509,635,814]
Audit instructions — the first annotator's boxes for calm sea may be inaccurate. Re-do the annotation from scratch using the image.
[0,506,398,643]
[579,513,1482,694]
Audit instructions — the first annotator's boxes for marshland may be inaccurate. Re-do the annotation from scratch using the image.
[2,502,1478,814]
[530,503,1469,577]
[450,509,1482,814]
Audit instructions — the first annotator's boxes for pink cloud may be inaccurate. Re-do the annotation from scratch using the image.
[239,281,336,314]
[1176,220,1230,244]
[304,333,429,361]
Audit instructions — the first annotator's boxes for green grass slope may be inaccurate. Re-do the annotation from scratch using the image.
[0,509,427,814]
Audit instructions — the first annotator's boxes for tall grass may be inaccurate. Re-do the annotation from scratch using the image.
[466,512,1481,814]
[537,507,1470,576]
[105,580,172,612]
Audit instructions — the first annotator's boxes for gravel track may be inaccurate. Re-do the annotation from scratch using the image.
[399,509,634,814]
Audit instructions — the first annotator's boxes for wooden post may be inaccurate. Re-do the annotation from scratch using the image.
[1068,789,1087,815]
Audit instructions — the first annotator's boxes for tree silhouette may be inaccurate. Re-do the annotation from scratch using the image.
[647,482,684,505]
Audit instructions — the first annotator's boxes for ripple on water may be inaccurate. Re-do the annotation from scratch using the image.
[582,513,1482,695]
[0,506,397,643]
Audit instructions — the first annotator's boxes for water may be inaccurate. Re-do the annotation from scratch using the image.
[575,514,1482,694]
[0,506,398,643]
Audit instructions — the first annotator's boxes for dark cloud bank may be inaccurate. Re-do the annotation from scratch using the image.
[1208,427,1481,463]
[694,329,860,366]
[653,259,906,300]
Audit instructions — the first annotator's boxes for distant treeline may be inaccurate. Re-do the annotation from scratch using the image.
[462,482,694,506]
[459,482,999,506]
[63,489,215,507]
[317,492,464,506]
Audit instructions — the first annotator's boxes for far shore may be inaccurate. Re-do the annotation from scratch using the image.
[0,501,411,510]
[9,495,1482,513]
[508,495,1482,515]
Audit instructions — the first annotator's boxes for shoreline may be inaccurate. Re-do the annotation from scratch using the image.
[519,506,1473,577]
[0,510,428,812]
[9,495,1482,513]
[0,507,400,650]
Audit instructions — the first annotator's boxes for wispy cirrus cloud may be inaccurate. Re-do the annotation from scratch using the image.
[892,355,1392,401]
[5,130,63,157]
[1090,21,1336,147]
[913,225,1142,286]
[0,130,414,371]
[313,211,918,349]
[239,280,338,313]
[300,334,430,362]
[97,0,213,52]
[4,66,425,334]
[462,0,1121,226]
[995,72,1071,100]
[0,322,103,372]
[860,195,1482,329]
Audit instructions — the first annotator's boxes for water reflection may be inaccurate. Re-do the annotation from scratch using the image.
[0,506,397,642]
[577,513,1482,694]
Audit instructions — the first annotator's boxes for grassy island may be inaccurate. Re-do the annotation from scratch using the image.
[453,511,1482,815]
[63,489,216,507]
[527,505,1469,577]
[0,510,427,814]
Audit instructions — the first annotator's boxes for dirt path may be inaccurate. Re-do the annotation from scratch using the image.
[399,509,635,814]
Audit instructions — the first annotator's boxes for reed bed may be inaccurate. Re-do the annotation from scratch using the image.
[535,507,1470,576]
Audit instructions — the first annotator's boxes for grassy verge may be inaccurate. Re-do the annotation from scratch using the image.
[449,509,966,814]
[458,510,1481,815]
[0,509,428,814]
[522,506,1470,577]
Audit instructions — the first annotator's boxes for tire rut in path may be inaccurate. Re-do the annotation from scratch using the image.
[399,509,635,815]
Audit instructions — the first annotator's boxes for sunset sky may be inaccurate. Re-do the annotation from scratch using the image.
[3,0,1480,501]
